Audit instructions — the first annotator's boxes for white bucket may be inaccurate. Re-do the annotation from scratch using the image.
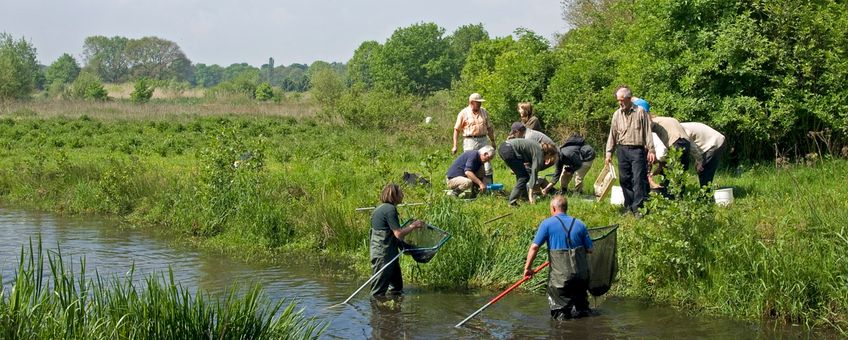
[425,116,432,124]
[610,186,624,206]
[714,188,734,206]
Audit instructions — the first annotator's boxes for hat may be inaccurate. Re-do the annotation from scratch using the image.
[468,93,486,102]
[511,122,527,132]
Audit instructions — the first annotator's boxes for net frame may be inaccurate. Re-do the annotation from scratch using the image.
[398,219,452,263]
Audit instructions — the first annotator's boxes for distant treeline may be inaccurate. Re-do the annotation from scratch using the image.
[2,0,846,159]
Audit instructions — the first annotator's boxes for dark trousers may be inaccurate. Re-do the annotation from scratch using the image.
[699,144,725,187]
[617,146,649,213]
[370,255,402,296]
[499,143,529,203]
[548,278,590,320]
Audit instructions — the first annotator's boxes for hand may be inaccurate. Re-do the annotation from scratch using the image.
[696,161,704,172]
[604,156,611,168]
[451,145,457,154]
[523,268,534,277]
[411,220,425,229]
[647,151,656,164]
[478,183,487,192]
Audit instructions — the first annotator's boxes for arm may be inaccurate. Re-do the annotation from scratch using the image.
[523,243,541,277]
[528,155,539,204]
[605,114,617,167]
[392,220,425,240]
[452,128,460,154]
[543,159,564,194]
[465,170,486,191]
[643,110,656,163]
[452,111,464,154]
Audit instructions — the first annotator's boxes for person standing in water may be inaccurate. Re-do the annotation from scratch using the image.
[370,183,424,297]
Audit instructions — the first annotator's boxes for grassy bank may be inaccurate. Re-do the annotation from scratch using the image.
[0,240,325,339]
[0,100,846,332]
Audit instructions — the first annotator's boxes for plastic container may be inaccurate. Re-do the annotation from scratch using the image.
[610,186,625,205]
[487,183,504,191]
[714,188,734,206]
[593,163,617,202]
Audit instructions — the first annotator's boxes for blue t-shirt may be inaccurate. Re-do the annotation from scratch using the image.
[446,150,482,179]
[633,98,650,113]
[532,213,593,251]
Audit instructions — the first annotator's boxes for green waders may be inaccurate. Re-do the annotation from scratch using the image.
[547,216,590,320]
[370,228,403,296]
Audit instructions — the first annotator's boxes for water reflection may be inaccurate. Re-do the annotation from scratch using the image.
[0,208,825,339]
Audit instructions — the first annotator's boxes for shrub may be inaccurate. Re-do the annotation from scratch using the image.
[130,77,155,103]
[0,33,40,100]
[68,72,108,101]
[255,82,274,101]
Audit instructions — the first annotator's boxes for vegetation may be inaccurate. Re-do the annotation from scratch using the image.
[0,33,40,101]
[130,77,154,104]
[0,101,845,332]
[0,240,325,339]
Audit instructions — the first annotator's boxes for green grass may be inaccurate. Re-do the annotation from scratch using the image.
[0,240,325,339]
[0,101,846,333]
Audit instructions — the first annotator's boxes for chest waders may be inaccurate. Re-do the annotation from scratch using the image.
[547,216,589,311]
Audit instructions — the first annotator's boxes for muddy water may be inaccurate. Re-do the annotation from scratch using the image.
[0,208,815,339]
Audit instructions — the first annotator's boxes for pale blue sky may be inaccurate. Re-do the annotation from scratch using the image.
[1,0,567,67]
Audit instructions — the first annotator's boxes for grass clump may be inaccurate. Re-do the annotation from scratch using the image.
[0,240,325,339]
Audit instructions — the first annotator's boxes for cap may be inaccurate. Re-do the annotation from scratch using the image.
[468,93,486,102]
[511,122,527,132]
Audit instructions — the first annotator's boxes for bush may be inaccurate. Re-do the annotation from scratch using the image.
[254,82,274,101]
[336,88,416,129]
[68,72,108,101]
[130,77,155,103]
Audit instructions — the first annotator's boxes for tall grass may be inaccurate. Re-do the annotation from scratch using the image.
[0,103,845,331]
[0,240,325,339]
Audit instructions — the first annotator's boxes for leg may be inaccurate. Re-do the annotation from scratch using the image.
[559,170,574,193]
[547,284,571,320]
[499,143,528,204]
[676,139,691,172]
[387,259,403,294]
[630,148,649,212]
[370,257,393,296]
[572,160,593,194]
[617,148,635,211]
[700,145,724,187]
[447,176,473,191]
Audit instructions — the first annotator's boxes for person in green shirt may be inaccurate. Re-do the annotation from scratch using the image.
[370,183,424,297]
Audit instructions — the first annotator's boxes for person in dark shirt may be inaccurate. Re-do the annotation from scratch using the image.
[370,184,424,297]
[543,135,596,195]
[446,146,495,196]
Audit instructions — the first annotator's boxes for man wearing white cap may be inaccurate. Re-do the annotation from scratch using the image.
[453,93,496,183]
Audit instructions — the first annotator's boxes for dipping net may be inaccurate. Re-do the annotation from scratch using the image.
[587,225,619,297]
[399,220,452,264]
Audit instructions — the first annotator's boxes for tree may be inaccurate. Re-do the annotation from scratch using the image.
[45,53,81,85]
[372,22,452,95]
[447,24,490,79]
[82,36,129,83]
[0,33,40,100]
[125,36,192,81]
[347,41,382,90]
[194,63,224,87]
[310,67,345,108]
[255,82,273,101]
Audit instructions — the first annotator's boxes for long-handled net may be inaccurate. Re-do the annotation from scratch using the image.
[587,224,618,296]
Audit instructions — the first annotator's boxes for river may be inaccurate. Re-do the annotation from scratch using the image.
[0,208,815,339]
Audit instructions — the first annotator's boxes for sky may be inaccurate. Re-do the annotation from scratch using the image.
[1,0,567,67]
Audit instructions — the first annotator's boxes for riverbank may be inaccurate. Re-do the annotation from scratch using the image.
[0,104,845,332]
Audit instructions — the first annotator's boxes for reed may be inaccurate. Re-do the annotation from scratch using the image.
[0,240,326,339]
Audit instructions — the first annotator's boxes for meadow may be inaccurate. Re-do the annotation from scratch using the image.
[0,95,846,333]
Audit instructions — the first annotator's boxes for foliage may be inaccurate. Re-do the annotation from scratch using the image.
[254,82,274,101]
[347,41,382,89]
[0,33,40,101]
[0,239,325,339]
[45,53,81,86]
[130,77,155,104]
[335,88,416,129]
[372,22,453,95]
[309,68,345,108]
[194,63,224,87]
[82,35,129,83]
[456,29,556,127]
[68,72,108,101]
[207,70,260,99]
[83,35,192,83]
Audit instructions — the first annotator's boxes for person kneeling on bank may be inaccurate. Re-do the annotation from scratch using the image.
[446,146,495,197]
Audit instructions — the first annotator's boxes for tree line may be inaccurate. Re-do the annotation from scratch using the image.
[2,0,846,160]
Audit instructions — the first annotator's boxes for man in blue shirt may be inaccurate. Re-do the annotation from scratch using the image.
[523,195,593,320]
[446,146,495,196]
